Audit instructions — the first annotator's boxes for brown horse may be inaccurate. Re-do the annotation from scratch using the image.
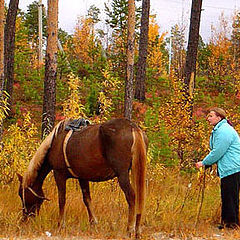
[17,118,148,238]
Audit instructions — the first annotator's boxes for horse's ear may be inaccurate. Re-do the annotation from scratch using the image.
[16,173,23,183]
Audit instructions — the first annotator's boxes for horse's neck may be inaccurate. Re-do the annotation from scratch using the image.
[33,160,51,189]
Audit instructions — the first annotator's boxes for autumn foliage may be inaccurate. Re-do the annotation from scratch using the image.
[147,16,167,77]
[1,2,240,239]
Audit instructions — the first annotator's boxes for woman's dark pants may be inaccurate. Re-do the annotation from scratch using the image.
[221,171,240,227]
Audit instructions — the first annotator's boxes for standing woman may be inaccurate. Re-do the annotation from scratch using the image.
[196,107,240,229]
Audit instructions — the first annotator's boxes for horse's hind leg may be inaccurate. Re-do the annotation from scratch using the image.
[78,179,97,225]
[135,213,142,239]
[53,171,67,228]
[117,172,135,236]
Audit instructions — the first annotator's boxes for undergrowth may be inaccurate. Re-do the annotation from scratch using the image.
[0,167,239,239]
[1,72,240,239]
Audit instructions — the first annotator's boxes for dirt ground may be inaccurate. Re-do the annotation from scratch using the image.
[1,231,237,240]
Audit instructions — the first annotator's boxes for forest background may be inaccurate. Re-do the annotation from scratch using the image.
[0,0,240,239]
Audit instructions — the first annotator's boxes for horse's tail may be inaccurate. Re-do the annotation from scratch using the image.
[131,127,147,216]
[22,120,66,188]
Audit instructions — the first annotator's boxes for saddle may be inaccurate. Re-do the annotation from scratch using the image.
[65,118,90,131]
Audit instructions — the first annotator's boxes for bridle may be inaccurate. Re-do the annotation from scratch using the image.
[22,186,50,215]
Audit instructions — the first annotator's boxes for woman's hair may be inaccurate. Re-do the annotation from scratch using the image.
[209,107,226,120]
[209,107,233,126]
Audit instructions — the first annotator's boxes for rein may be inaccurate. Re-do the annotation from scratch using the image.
[27,187,50,201]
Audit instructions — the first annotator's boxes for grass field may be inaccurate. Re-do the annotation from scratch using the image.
[1,166,240,239]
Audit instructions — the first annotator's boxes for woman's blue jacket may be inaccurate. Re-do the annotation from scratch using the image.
[202,119,240,178]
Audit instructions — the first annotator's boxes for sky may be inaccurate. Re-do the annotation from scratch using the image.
[5,0,240,42]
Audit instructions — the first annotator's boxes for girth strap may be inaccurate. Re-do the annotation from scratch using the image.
[63,130,79,178]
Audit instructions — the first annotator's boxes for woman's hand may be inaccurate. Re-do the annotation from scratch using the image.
[196,161,203,169]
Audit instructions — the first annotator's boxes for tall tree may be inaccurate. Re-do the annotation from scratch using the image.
[87,5,100,24]
[24,0,47,41]
[24,0,47,65]
[0,0,4,140]
[135,0,150,101]
[170,24,186,79]
[124,0,135,120]
[38,0,43,64]
[104,0,141,78]
[4,0,19,116]
[184,0,202,97]
[42,0,58,138]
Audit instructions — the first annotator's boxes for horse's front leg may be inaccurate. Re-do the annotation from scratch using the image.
[78,179,98,225]
[53,171,67,228]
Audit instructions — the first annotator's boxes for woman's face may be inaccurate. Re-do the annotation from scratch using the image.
[207,111,222,126]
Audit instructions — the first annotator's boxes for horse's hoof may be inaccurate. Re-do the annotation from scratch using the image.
[57,221,65,230]
[127,232,133,238]
[135,227,142,239]
[135,233,140,239]
[127,227,134,238]
[90,218,98,226]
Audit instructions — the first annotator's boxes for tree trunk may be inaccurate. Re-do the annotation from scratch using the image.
[42,0,58,138]
[124,0,135,120]
[0,0,4,141]
[135,0,150,102]
[184,0,202,97]
[38,0,43,65]
[4,0,19,116]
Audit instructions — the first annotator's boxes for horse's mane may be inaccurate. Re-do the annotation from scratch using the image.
[22,119,68,188]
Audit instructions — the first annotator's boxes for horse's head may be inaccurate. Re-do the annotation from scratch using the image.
[17,173,49,220]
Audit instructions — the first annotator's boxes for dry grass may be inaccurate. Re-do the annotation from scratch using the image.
[0,167,240,239]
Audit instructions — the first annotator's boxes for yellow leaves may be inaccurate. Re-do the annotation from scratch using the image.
[102,67,121,91]
[225,107,240,136]
[62,65,120,124]
[62,73,86,119]
[207,13,235,80]
[15,15,39,69]
[147,16,167,76]
[147,144,165,173]
[93,66,121,123]
[96,91,112,122]
[0,91,9,121]
[15,16,29,51]
[148,16,160,43]
[0,112,39,184]
[157,75,210,168]
[70,16,95,64]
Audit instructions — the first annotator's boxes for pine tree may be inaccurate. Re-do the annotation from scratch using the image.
[135,0,150,101]
[184,0,203,97]
[124,0,135,120]
[231,12,240,65]
[170,24,186,79]
[24,0,47,42]
[4,0,19,116]
[42,0,58,138]
[104,0,141,78]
